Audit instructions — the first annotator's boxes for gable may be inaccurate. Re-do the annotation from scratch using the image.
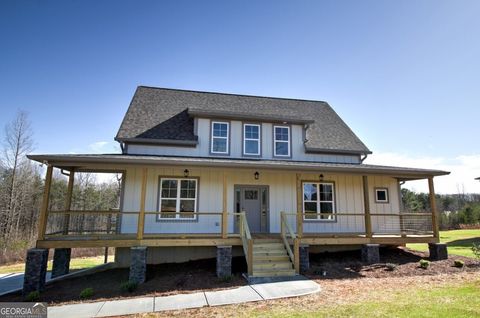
[116,86,371,155]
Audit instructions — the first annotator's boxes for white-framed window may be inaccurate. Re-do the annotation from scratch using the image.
[158,178,197,220]
[375,188,389,203]
[243,123,261,156]
[303,182,335,221]
[211,121,229,154]
[274,125,290,157]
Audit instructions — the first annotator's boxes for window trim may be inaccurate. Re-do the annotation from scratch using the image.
[210,121,230,155]
[273,125,291,158]
[302,181,336,222]
[242,123,261,157]
[157,177,199,221]
[375,187,389,203]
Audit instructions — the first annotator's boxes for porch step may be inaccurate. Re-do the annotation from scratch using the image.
[248,240,296,278]
[251,268,296,277]
[253,261,293,270]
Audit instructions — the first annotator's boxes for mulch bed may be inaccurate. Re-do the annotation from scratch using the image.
[0,257,247,305]
[1,247,478,306]
[306,247,479,280]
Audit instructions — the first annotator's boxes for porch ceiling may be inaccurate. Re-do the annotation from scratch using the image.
[27,153,449,180]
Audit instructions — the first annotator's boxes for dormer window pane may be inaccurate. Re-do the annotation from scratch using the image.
[243,124,260,156]
[274,126,290,157]
[211,121,229,154]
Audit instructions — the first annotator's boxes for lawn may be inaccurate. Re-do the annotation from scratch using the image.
[0,255,109,274]
[407,229,480,257]
[263,279,480,318]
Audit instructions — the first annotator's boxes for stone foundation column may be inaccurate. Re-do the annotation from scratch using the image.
[429,243,448,260]
[299,244,310,274]
[216,246,232,278]
[361,244,380,264]
[23,248,49,296]
[51,248,71,278]
[129,246,147,284]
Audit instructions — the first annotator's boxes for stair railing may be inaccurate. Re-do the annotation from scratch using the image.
[239,211,253,275]
[281,211,300,274]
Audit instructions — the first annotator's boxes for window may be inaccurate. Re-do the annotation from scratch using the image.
[211,121,229,154]
[303,182,335,220]
[274,126,290,157]
[243,124,260,156]
[375,188,389,203]
[158,178,197,220]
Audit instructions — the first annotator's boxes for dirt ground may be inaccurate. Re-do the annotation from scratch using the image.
[1,247,478,308]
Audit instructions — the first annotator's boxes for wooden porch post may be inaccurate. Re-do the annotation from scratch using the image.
[428,177,439,238]
[362,175,372,238]
[296,173,303,238]
[38,165,53,241]
[62,169,75,235]
[136,168,148,240]
[222,171,228,238]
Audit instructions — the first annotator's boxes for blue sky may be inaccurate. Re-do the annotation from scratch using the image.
[1,0,479,193]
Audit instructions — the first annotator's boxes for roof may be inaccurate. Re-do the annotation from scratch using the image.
[115,86,372,155]
[27,154,449,180]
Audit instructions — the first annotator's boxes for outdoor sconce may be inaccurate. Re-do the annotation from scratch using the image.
[184,169,189,177]
[319,174,324,181]
[254,171,260,180]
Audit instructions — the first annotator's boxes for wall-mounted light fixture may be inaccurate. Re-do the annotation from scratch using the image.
[319,174,324,181]
[184,169,190,177]
[254,171,260,180]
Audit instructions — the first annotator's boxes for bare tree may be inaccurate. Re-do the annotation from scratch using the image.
[1,110,34,241]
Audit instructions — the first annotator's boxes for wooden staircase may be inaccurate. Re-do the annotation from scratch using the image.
[251,240,296,277]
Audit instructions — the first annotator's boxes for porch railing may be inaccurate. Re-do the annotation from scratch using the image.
[281,212,433,237]
[280,212,299,274]
[237,211,253,275]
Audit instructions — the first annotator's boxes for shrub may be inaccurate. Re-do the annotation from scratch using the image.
[25,291,40,302]
[120,281,138,293]
[454,260,464,268]
[472,243,480,259]
[218,275,234,283]
[385,263,397,271]
[419,259,430,269]
[79,288,94,299]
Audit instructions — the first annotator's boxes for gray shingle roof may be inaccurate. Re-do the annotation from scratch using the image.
[27,154,449,179]
[116,86,371,154]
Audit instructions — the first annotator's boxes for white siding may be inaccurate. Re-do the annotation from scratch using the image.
[120,166,400,235]
[126,118,361,164]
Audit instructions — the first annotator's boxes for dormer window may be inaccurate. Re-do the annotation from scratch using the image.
[273,125,290,157]
[211,121,229,154]
[243,123,261,156]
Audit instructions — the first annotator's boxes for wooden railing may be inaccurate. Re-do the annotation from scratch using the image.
[237,211,253,275]
[281,212,434,237]
[280,212,299,274]
[44,210,226,238]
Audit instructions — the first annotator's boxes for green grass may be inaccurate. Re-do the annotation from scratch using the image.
[407,229,480,257]
[262,280,480,318]
[0,255,108,274]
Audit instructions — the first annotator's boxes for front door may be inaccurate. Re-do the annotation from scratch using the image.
[235,186,269,233]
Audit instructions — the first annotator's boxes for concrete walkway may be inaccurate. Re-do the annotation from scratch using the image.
[48,277,320,318]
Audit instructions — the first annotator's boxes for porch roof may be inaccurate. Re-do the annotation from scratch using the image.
[27,153,450,180]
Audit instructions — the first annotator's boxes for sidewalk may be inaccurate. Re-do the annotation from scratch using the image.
[48,277,321,318]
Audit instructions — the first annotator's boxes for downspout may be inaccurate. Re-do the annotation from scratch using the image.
[360,154,368,163]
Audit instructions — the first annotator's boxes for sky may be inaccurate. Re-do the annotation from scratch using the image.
[0,0,479,193]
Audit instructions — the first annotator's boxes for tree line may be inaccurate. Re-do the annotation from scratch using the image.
[0,111,121,264]
[402,188,480,230]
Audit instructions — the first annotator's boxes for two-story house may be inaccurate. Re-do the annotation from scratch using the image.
[25,87,449,292]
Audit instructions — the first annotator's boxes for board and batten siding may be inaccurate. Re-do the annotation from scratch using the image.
[120,166,401,235]
[126,118,361,164]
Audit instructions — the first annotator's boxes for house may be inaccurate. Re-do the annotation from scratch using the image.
[25,87,449,292]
